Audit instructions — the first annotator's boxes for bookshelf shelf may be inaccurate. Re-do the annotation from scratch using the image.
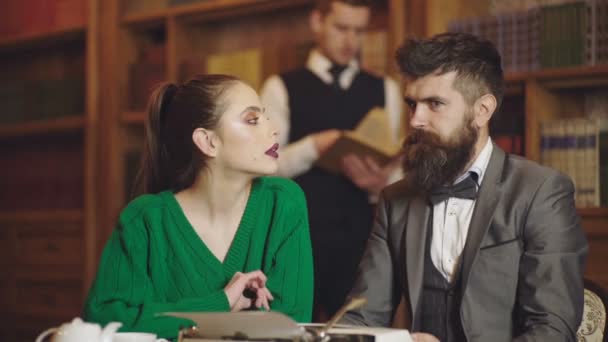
[0,116,85,139]
[122,0,312,26]
[122,111,146,124]
[0,209,84,223]
[0,26,86,53]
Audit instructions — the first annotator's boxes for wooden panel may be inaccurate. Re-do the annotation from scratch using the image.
[0,116,85,139]
[15,278,83,317]
[14,313,77,342]
[0,314,15,341]
[584,234,608,289]
[0,225,13,265]
[0,136,84,212]
[84,0,101,298]
[99,0,130,248]
[0,276,15,312]
[581,210,608,289]
[14,222,83,267]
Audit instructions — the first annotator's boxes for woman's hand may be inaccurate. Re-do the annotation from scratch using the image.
[224,270,274,311]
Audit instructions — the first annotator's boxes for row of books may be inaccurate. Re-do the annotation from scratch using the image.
[448,8,541,72]
[0,78,84,124]
[540,118,607,207]
[448,0,608,71]
[0,0,87,36]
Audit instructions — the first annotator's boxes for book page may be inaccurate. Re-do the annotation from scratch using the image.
[350,107,400,156]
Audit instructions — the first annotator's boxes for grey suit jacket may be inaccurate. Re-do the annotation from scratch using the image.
[341,145,588,341]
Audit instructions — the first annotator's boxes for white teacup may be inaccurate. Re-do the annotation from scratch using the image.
[112,332,168,342]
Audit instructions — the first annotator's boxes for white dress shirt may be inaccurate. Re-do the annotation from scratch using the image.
[431,138,494,282]
[260,49,403,179]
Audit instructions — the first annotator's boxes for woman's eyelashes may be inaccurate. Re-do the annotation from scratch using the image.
[245,113,260,125]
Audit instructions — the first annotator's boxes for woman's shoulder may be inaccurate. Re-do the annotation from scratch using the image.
[118,192,171,225]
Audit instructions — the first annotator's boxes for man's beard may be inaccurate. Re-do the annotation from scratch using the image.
[401,115,479,195]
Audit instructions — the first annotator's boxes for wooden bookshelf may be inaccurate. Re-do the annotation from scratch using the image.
[0,0,99,339]
[0,116,85,139]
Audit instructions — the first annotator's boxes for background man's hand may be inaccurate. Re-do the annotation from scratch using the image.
[313,129,341,155]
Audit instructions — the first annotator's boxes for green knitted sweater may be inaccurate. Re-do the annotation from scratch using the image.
[84,177,313,339]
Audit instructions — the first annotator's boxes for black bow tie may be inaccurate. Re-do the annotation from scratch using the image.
[429,173,479,205]
[328,64,347,90]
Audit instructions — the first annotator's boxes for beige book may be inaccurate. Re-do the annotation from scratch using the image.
[206,48,262,90]
[316,107,401,174]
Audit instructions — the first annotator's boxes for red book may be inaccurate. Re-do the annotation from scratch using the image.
[495,135,523,155]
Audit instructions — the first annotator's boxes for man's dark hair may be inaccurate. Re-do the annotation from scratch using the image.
[315,0,371,15]
[396,32,505,110]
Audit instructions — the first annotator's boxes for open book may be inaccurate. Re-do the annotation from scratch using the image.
[316,107,401,174]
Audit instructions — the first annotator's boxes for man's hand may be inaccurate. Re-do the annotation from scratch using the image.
[313,129,341,155]
[411,333,440,342]
[341,154,400,196]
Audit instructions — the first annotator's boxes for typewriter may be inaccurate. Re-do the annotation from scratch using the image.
[164,298,412,342]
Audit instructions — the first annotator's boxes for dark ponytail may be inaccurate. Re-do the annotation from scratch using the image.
[133,74,240,196]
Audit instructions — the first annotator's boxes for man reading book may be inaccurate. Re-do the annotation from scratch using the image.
[260,0,403,321]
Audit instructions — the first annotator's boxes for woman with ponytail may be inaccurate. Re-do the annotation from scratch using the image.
[84,75,313,339]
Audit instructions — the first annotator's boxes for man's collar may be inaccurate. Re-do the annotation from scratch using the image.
[453,137,493,186]
[306,49,359,88]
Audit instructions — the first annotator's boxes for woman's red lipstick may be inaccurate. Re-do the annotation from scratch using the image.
[265,143,279,159]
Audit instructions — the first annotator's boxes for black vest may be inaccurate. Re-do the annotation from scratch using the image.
[281,68,385,313]
[420,212,467,342]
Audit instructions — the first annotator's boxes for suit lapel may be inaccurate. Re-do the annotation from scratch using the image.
[405,196,430,329]
[460,145,506,292]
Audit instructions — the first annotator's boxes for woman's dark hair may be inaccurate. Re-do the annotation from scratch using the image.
[133,74,240,195]
[396,32,505,110]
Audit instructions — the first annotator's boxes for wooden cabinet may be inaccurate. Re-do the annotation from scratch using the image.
[0,0,99,339]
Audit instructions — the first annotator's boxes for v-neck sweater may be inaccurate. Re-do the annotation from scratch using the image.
[84,177,313,339]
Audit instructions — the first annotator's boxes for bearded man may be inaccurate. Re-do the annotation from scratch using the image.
[340,32,588,342]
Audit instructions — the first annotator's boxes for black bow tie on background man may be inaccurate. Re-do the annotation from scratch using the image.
[328,64,347,91]
[429,172,479,205]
